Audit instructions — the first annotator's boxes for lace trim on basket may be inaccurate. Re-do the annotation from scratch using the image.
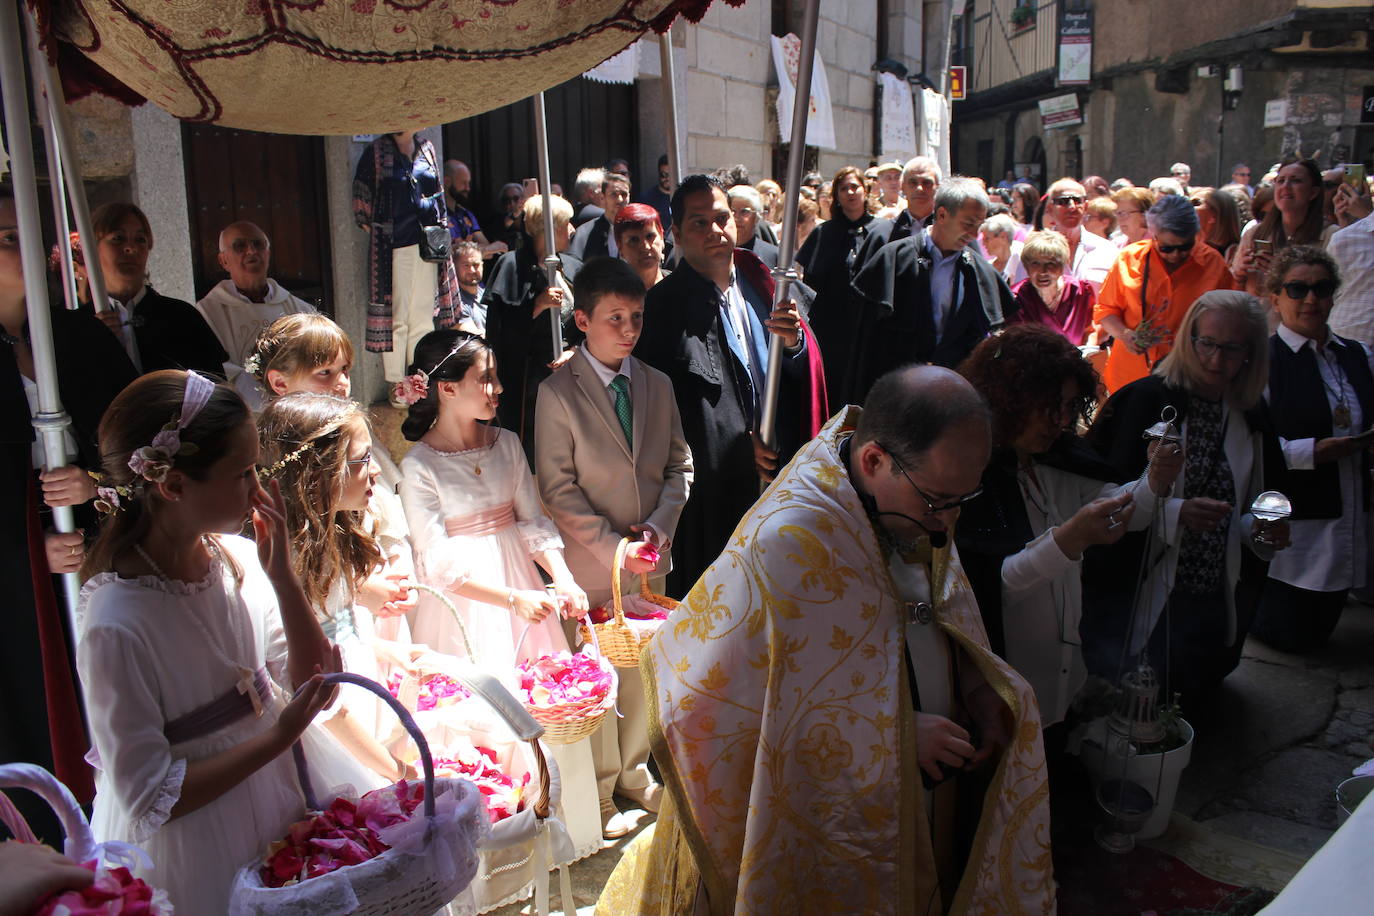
[129,757,187,844]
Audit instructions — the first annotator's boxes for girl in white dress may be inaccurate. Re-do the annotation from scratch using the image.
[396,329,603,863]
[249,312,416,638]
[77,370,341,916]
[258,393,416,783]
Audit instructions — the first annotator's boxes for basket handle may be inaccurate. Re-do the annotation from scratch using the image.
[0,763,96,861]
[410,581,476,660]
[290,673,436,819]
[609,537,631,626]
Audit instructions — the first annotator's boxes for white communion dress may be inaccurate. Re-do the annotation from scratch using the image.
[77,535,374,916]
[399,429,602,864]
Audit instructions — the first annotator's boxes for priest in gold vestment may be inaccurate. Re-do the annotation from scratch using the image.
[598,367,1056,915]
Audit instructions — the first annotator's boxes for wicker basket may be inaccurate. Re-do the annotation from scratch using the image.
[0,762,171,912]
[515,624,617,746]
[578,537,677,668]
[229,672,488,916]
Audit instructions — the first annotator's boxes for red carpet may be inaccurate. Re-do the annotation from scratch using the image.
[1055,832,1274,915]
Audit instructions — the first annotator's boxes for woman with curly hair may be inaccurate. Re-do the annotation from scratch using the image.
[956,326,1182,728]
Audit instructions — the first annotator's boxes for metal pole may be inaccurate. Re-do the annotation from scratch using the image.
[658,30,682,188]
[0,0,80,626]
[24,8,110,314]
[758,0,820,450]
[26,24,78,312]
[531,91,564,358]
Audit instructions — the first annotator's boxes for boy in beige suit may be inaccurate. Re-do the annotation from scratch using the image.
[535,257,693,838]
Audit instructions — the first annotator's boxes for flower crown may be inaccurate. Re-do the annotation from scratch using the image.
[243,352,263,376]
[391,332,487,406]
[257,441,313,479]
[97,371,216,515]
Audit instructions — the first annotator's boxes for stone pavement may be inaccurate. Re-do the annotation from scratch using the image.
[1177,598,1374,859]
[491,602,1373,913]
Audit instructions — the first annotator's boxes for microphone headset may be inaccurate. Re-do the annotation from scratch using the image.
[843,436,950,548]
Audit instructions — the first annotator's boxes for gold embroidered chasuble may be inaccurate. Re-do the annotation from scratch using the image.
[597,409,1055,915]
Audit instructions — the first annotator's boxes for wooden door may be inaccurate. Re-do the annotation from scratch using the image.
[444,79,639,233]
[182,125,333,311]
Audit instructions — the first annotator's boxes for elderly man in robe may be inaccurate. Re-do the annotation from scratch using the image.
[597,366,1055,916]
[195,220,316,409]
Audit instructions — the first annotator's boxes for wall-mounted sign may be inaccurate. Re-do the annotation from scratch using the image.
[1362,86,1374,123]
[1038,93,1082,129]
[1263,99,1288,128]
[950,66,967,101]
[1057,9,1092,87]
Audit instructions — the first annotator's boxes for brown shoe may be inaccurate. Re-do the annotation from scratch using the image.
[600,797,631,840]
[615,782,662,814]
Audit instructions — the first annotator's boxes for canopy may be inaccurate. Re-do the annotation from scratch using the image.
[33,0,734,134]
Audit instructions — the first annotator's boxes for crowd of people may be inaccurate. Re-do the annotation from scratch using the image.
[3,133,1374,914]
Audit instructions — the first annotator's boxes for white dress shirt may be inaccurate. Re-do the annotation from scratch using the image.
[1329,214,1374,348]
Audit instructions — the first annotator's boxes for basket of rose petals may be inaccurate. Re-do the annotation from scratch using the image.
[516,649,616,745]
[578,538,677,668]
[387,669,472,711]
[0,762,172,916]
[229,673,488,916]
[433,743,531,825]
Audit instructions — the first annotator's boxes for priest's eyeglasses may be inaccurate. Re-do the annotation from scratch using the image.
[878,443,983,514]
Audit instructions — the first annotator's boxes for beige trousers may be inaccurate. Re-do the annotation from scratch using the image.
[384,243,439,382]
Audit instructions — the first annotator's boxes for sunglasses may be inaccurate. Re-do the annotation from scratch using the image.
[1156,238,1195,254]
[1282,280,1337,300]
[1052,195,1085,206]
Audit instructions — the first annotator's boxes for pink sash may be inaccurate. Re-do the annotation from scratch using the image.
[444,502,516,538]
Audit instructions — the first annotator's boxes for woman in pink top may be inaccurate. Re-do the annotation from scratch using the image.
[1010,230,1096,346]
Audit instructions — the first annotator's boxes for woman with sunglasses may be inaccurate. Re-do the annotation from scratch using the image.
[956,326,1181,733]
[1082,291,1289,709]
[1251,247,1371,652]
[1093,194,1235,394]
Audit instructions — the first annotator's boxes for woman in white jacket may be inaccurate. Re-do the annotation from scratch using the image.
[956,325,1182,731]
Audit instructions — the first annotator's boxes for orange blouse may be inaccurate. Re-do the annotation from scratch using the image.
[1093,239,1234,393]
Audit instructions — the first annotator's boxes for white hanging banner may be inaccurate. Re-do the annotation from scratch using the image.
[770,32,836,150]
[879,72,916,161]
[920,88,951,175]
[583,43,639,85]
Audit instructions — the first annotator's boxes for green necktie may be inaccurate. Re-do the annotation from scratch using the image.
[609,374,633,449]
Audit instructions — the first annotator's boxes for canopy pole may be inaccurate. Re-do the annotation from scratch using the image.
[24,8,110,314]
[658,30,682,188]
[757,0,820,450]
[26,21,77,311]
[1,0,80,626]
[532,91,564,359]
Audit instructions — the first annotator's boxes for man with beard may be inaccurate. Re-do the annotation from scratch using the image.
[442,159,508,259]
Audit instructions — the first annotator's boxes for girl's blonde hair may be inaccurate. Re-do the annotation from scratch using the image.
[1155,290,1270,410]
[248,314,354,395]
[257,393,381,615]
[83,371,250,580]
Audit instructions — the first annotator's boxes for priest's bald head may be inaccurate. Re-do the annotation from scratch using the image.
[849,366,991,544]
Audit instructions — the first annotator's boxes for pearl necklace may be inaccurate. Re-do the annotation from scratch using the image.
[133,536,264,716]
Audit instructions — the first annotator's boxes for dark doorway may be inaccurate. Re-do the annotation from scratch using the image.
[181,124,334,311]
[444,78,639,232]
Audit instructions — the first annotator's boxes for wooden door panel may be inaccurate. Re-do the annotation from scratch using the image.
[182,125,332,312]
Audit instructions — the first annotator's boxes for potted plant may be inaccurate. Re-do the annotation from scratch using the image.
[1072,683,1195,840]
[1010,3,1036,31]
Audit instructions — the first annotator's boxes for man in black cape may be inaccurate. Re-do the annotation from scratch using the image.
[634,174,828,596]
[847,177,1015,404]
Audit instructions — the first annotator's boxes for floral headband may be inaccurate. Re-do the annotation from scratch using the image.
[96,372,215,514]
[391,332,486,406]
